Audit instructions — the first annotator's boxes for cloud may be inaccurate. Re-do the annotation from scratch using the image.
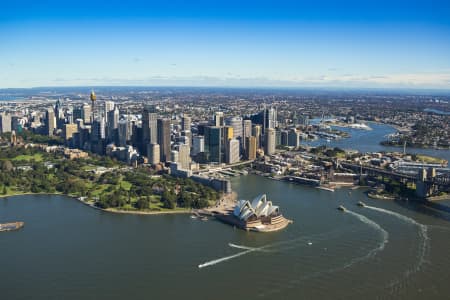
[18,72,450,90]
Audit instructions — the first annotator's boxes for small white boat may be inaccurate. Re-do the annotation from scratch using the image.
[337,205,346,212]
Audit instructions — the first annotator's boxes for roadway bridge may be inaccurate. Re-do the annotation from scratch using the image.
[339,161,450,195]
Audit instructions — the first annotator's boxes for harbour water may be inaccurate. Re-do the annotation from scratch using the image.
[1,123,450,299]
[305,122,450,164]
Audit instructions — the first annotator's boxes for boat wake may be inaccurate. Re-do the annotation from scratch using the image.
[363,205,430,297]
[364,205,429,272]
[198,228,347,269]
[258,210,389,298]
[228,243,272,252]
[343,209,389,260]
[198,248,256,269]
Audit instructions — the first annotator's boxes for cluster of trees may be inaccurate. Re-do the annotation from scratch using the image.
[1,145,220,211]
[1,131,64,146]
[94,171,219,210]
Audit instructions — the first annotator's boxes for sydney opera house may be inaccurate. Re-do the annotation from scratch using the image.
[216,194,291,232]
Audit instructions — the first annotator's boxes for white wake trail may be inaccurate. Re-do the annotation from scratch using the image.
[198,249,256,269]
[364,205,429,271]
[198,229,346,269]
[345,209,389,257]
[228,243,272,252]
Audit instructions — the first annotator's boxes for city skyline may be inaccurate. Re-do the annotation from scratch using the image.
[1,0,450,89]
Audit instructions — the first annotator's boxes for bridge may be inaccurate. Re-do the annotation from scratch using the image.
[339,161,450,197]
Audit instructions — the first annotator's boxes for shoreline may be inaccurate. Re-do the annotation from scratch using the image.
[0,192,197,216]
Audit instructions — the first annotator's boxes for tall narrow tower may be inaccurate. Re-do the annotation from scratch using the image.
[90,90,97,124]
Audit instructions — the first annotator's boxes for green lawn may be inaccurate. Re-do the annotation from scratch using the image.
[11,153,43,162]
[415,154,446,164]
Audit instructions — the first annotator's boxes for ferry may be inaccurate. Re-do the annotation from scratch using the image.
[0,222,25,232]
[337,205,346,212]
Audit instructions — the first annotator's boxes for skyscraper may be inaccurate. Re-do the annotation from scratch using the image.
[264,106,277,133]
[82,104,91,124]
[157,118,171,163]
[90,90,97,123]
[142,106,158,153]
[242,119,252,150]
[264,128,276,155]
[0,112,11,134]
[204,126,222,163]
[63,123,78,144]
[245,136,257,160]
[178,144,191,170]
[226,138,240,164]
[107,106,119,143]
[104,101,115,123]
[192,135,205,156]
[252,124,262,149]
[147,143,160,165]
[181,115,191,132]
[45,108,56,136]
[214,112,224,127]
[118,119,129,146]
[91,117,106,142]
[288,129,300,147]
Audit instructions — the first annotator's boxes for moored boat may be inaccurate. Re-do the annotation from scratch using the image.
[0,222,25,232]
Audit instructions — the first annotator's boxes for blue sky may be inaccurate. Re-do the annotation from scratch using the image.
[1,0,450,89]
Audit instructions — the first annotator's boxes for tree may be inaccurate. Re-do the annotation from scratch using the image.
[135,197,150,210]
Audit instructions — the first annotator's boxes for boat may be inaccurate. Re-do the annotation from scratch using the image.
[316,186,335,192]
[337,205,346,212]
[357,201,366,207]
[0,222,25,232]
[190,215,197,219]
[201,217,208,221]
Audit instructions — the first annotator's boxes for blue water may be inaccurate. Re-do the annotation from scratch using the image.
[304,122,450,164]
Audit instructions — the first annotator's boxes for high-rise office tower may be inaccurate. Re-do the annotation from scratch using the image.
[242,120,252,149]
[214,112,224,127]
[226,138,240,164]
[288,129,300,147]
[0,112,11,133]
[178,144,191,170]
[192,135,205,156]
[73,106,83,121]
[142,106,158,153]
[147,143,160,165]
[204,126,222,163]
[91,117,106,142]
[226,116,243,140]
[252,125,262,149]
[264,106,277,133]
[223,126,233,141]
[107,106,119,143]
[181,115,191,132]
[63,123,78,143]
[104,101,114,123]
[82,104,91,124]
[45,108,56,136]
[157,118,171,163]
[118,119,129,147]
[264,128,276,155]
[170,150,179,163]
[245,136,257,160]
